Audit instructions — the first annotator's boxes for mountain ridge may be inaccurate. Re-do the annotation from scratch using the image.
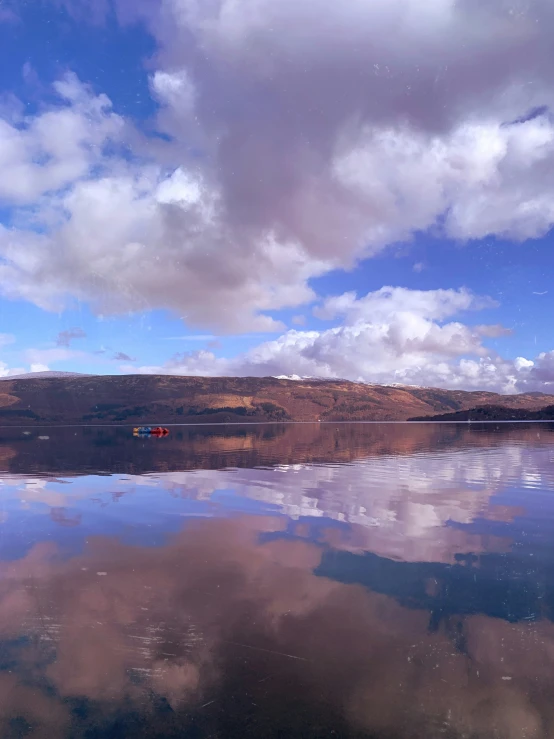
[0,374,551,425]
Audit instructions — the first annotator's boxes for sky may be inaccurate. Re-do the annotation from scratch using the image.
[1,0,554,392]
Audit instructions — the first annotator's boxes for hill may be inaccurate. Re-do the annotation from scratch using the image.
[0,374,552,425]
[409,404,554,422]
[0,370,90,380]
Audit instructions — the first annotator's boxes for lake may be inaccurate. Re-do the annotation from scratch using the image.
[1,422,554,738]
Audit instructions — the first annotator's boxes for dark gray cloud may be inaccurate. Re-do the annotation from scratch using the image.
[55,327,86,347]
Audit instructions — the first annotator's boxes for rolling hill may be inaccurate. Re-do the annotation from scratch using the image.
[0,374,552,425]
[409,404,554,422]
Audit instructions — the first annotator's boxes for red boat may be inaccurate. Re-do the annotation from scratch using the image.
[150,427,170,437]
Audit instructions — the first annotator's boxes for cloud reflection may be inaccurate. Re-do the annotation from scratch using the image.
[2,425,554,564]
[121,440,546,563]
[0,516,552,737]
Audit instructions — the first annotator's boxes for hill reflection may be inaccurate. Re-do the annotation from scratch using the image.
[1,421,553,475]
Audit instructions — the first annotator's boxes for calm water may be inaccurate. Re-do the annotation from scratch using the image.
[1,423,554,738]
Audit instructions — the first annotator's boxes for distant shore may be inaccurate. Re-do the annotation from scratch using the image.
[0,374,552,426]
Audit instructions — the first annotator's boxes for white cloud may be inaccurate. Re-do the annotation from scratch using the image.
[0,73,123,205]
[515,357,535,371]
[0,1,553,336]
[0,363,26,378]
[24,347,85,367]
[313,286,494,323]
[0,160,325,330]
[151,69,196,116]
[0,335,87,377]
[123,286,541,392]
[0,344,96,379]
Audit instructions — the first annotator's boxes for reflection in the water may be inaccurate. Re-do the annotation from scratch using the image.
[1,517,553,738]
[0,423,553,737]
[2,421,553,475]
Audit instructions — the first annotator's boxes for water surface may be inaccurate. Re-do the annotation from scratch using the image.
[1,422,554,738]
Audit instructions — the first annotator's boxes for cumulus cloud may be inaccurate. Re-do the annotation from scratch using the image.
[122,0,554,249]
[0,156,322,331]
[0,72,124,205]
[312,286,494,323]
[520,351,554,390]
[123,286,535,391]
[0,362,54,378]
[0,0,554,341]
[0,364,26,378]
[142,0,554,250]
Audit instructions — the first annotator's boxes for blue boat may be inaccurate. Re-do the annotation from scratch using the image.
[133,426,152,436]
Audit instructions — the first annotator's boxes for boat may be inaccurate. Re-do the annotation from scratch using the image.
[133,426,169,437]
[150,426,170,437]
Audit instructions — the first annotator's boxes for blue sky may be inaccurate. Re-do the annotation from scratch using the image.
[1,0,554,392]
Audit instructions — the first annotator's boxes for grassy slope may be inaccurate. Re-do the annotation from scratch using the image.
[409,404,554,421]
[0,375,552,425]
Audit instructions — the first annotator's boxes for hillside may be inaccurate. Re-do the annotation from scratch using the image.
[0,374,552,425]
[409,404,554,422]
